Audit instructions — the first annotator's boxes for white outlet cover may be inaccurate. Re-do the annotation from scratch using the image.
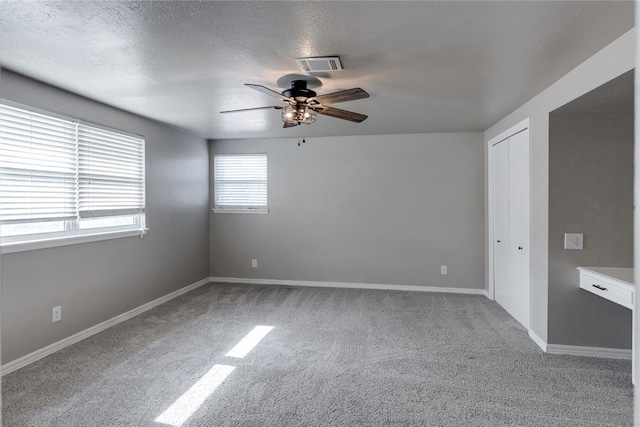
[564,233,584,250]
[52,306,62,322]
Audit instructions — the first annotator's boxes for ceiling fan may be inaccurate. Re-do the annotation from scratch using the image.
[220,80,369,128]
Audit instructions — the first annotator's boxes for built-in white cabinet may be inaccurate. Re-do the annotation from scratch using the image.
[492,127,530,328]
[577,267,634,310]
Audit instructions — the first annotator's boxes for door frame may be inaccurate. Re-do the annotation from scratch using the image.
[487,117,530,303]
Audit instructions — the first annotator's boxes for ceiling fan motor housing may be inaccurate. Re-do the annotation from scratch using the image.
[283,80,317,101]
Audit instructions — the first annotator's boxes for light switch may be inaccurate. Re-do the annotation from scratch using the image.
[564,233,583,250]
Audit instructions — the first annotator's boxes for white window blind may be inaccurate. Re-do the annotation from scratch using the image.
[0,101,146,250]
[214,154,267,210]
[0,104,77,223]
[78,124,145,218]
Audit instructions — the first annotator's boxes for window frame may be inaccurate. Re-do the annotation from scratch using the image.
[0,99,147,254]
[212,153,269,214]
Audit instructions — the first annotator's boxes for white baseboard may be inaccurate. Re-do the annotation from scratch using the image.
[528,329,548,352]
[1,277,211,376]
[209,276,487,295]
[527,329,630,359]
[546,344,632,360]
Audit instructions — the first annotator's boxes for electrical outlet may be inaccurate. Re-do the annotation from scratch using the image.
[52,306,61,323]
[441,265,448,275]
[251,259,258,268]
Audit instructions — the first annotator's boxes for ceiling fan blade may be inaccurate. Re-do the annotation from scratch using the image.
[314,106,368,123]
[220,105,284,114]
[245,84,293,102]
[308,88,369,105]
[283,121,298,128]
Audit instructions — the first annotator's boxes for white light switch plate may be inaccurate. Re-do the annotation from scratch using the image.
[564,233,583,250]
[52,306,61,323]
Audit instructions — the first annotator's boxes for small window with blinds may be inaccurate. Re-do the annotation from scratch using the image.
[213,154,268,213]
[0,101,145,251]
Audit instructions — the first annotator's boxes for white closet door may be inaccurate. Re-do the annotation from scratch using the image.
[493,140,510,310]
[492,128,530,329]
[507,129,530,328]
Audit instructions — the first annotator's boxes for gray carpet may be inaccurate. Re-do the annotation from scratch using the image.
[3,283,633,426]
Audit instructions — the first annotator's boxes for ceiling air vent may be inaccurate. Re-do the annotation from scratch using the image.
[295,56,343,72]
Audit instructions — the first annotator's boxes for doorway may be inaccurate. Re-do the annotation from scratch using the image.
[548,70,634,349]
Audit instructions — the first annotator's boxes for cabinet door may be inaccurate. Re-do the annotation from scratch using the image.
[507,129,530,328]
[493,140,510,309]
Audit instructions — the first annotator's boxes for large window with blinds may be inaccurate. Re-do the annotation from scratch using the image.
[0,101,145,251]
[213,154,268,213]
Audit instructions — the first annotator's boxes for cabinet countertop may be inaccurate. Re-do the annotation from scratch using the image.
[577,267,634,289]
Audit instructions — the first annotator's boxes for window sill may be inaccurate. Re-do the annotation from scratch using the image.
[212,208,269,215]
[0,228,148,254]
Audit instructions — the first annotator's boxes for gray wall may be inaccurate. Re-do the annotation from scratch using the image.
[0,71,210,363]
[548,110,633,348]
[484,29,636,343]
[210,133,485,289]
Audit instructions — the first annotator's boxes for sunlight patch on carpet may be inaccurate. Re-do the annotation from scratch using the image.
[225,325,274,359]
[155,364,236,426]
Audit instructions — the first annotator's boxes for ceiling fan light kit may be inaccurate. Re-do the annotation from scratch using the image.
[282,105,317,126]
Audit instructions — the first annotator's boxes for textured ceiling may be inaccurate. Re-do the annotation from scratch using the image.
[0,1,634,139]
